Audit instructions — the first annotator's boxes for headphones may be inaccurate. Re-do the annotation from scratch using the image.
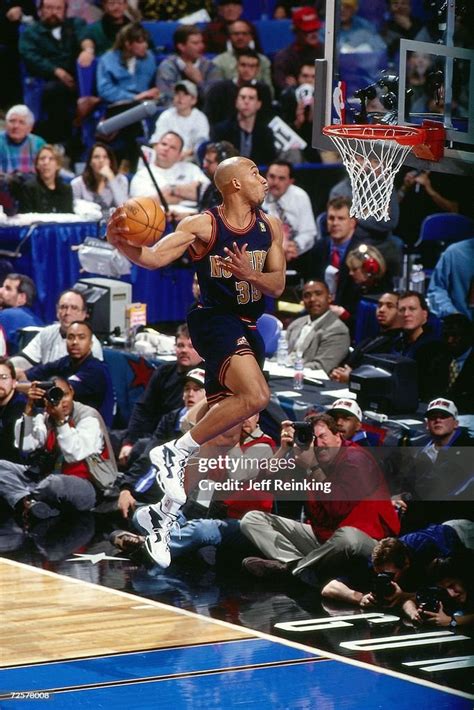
[355,244,381,276]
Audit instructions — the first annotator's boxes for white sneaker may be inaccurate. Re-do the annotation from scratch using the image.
[137,499,179,569]
[149,439,188,505]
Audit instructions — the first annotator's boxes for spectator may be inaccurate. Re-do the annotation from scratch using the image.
[424,315,473,416]
[0,104,46,214]
[0,357,26,462]
[96,22,159,170]
[211,85,276,166]
[71,142,128,217]
[197,141,239,213]
[279,62,321,163]
[329,176,402,276]
[18,0,92,148]
[150,81,210,161]
[321,524,472,610]
[0,0,37,109]
[331,291,403,382]
[345,243,392,297]
[286,280,350,373]
[272,6,323,94]
[10,288,103,372]
[427,239,474,322]
[0,273,43,354]
[129,131,210,215]
[16,144,73,214]
[380,0,422,62]
[139,0,213,21]
[204,0,261,55]
[328,397,374,446]
[395,398,474,505]
[21,320,114,425]
[393,291,440,399]
[156,25,222,108]
[396,169,471,247]
[262,160,317,279]
[0,377,117,521]
[212,20,273,95]
[0,105,45,175]
[339,0,386,53]
[81,0,132,57]
[240,414,400,586]
[204,49,273,125]
[116,323,202,467]
[311,196,365,328]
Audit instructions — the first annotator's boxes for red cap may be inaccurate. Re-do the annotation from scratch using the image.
[292,6,321,32]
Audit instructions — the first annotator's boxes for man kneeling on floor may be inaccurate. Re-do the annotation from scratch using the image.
[0,377,118,523]
[240,413,400,586]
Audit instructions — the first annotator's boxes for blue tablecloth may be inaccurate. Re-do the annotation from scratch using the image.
[0,223,195,325]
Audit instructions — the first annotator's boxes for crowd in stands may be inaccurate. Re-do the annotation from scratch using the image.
[0,0,473,628]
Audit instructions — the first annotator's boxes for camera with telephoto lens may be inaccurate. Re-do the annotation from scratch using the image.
[372,572,395,602]
[36,381,65,407]
[415,586,451,614]
[292,421,314,447]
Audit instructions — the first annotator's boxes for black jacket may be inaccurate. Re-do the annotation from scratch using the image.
[211,117,276,166]
[0,390,26,462]
[424,346,474,415]
[17,176,73,214]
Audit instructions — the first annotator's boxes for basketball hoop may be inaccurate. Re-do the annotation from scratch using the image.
[322,122,445,221]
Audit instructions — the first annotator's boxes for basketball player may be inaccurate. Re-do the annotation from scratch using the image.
[107,157,285,566]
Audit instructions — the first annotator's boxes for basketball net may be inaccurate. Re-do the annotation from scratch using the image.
[328,133,412,222]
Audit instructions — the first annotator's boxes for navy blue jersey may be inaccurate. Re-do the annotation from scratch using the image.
[190,205,273,321]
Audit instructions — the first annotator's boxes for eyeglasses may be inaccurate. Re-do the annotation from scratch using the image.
[0,374,12,380]
[58,304,83,312]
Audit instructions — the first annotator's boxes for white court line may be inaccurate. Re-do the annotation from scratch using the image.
[2,557,473,701]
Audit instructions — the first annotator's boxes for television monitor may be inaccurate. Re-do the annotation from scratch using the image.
[349,353,418,413]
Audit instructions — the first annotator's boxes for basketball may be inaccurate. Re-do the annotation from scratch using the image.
[122,197,167,247]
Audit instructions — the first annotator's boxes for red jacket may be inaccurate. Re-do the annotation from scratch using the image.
[306,441,400,542]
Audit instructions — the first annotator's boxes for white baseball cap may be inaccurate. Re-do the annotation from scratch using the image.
[426,398,458,418]
[185,368,205,387]
[329,398,362,422]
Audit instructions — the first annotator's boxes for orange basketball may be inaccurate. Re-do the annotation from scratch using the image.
[122,196,167,247]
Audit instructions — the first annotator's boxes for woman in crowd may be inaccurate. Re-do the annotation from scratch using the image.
[17,145,73,213]
[71,142,128,217]
[346,243,391,294]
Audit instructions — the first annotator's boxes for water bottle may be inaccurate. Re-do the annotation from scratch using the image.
[276,332,289,366]
[293,351,304,390]
[408,263,426,293]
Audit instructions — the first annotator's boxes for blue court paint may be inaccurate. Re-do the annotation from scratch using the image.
[0,638,316,693]
[1,656,470,710]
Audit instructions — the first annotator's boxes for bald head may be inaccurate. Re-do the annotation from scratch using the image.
[214,156,256,196]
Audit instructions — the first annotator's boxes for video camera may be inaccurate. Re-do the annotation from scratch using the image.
[36,381,65,407]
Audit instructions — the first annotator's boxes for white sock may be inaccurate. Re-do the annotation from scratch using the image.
[175,431,199,455]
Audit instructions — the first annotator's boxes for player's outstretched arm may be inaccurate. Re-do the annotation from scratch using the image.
[107,210,212,269]
[215,214,286,298]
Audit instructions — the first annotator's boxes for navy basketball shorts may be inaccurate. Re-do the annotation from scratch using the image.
[187,307,265,405]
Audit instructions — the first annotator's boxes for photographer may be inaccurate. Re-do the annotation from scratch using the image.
[0,377,117,522]
[240,414,399,585]
[320,521,472,610]
[404,552,474,628]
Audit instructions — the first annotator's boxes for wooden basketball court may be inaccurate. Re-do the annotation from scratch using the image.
[1,558,472,709]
